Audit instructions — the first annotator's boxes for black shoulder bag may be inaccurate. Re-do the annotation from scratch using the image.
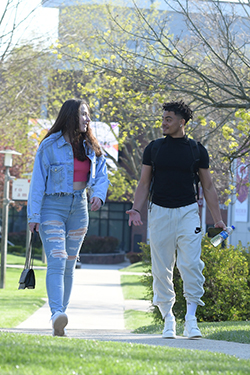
[18,232,36,290]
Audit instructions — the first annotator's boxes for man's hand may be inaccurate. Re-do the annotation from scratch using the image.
[214,220,226,230]
[126,209,143,226]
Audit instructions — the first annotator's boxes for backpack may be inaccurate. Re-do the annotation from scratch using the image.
[149,137,201,203]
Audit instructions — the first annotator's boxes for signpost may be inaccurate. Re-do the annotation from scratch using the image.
[12,179,31,201]
[0,150,22,289]
[12,178,35,262]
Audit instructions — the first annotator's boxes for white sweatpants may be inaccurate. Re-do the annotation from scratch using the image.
[148,202,205,319]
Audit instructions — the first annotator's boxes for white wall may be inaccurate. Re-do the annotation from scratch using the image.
[228,193,250,249]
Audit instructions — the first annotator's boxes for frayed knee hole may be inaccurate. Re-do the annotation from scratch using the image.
[47,236,64,242]
[68,255,77,261]
[42,220,63,227]
[68,227,87,241]
[50,249,67,258]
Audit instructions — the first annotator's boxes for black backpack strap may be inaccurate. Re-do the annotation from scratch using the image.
[188,138,201,200]
[149,138,165,206]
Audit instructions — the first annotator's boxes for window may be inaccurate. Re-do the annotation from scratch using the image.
[88,202,131,252]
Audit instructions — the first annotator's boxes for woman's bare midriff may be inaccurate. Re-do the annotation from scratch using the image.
[73,181,87,190]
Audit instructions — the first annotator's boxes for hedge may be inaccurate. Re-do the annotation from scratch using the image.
[8,245,42,257]
[80,235,119,254]
[8,231,42,249]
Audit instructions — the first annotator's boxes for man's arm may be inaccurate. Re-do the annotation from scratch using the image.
[126,164,152,226]
[199,168,226,229]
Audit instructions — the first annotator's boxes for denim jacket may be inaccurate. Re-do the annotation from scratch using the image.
[27,131,109,223]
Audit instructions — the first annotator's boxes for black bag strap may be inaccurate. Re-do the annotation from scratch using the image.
[188,138,201,200]
[151,138,165,173]
[24,232,34,270]
[149,138,165,206]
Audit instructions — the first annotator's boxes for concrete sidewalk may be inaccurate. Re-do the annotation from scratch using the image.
[16,262,151,330]
[2,262,250,361]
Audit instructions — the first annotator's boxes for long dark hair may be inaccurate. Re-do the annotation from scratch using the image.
[42,99,102,160]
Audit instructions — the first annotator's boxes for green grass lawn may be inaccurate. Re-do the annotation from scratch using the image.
[7,254,46,267]
[0,267,47,328]
[0,332,249,375]
[119,261,145,273]
[125,310,250,344]
[0,260,249,373]
[120,274,149,300]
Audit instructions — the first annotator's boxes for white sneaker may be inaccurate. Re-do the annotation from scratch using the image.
[52,312,68,337]
[183,314,202,339]
[162,315,176,339]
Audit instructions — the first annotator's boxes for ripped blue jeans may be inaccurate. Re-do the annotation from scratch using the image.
[39,189,88,316]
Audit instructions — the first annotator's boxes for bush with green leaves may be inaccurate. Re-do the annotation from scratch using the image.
[8,231,43,249]
[140,236,250,323]
[126,251,143,264]
[7,245,25,256]
[242,247,250,288]
[8,245,42,258]
[8,231,27,247]
[80,235,120,254]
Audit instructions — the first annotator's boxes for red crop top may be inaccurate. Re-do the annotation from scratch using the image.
[73,158,91,182]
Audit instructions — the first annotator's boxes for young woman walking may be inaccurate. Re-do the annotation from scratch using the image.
[28,99,109,336]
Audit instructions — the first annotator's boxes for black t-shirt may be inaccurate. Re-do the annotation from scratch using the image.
[143,135,209,208]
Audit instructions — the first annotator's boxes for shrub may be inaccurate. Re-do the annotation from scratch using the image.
[8,231,27,247]
[199,236,250,322]
[139,235,250,323]
[32,247,43,256]
[80,235,119,254]
[8,231,43,249]
[8,245,42,258]
[242,246,250,289]
[126,251,143,264]
[8,245,25,256]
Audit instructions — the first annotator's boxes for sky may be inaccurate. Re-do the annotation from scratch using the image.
[0,0,59,53]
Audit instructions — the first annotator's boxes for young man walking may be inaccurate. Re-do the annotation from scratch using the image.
[127,100,226,339]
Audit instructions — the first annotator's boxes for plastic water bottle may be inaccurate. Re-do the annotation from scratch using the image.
[210,225,235,247]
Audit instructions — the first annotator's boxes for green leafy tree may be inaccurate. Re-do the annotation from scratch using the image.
[0,44,56,175]
[96,0,250,199]
[48,2,174,198]
[48,0,250,202]
[0,0,54,201]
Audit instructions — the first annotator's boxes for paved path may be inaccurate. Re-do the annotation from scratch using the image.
[2,263,250,361]
[16,263,151,330]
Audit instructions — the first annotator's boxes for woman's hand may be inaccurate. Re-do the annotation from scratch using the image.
[90,197,102,211]
[28,222,40,233]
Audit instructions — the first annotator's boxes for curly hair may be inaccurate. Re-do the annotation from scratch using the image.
[41,99,102,160]
[162,100,193,125]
